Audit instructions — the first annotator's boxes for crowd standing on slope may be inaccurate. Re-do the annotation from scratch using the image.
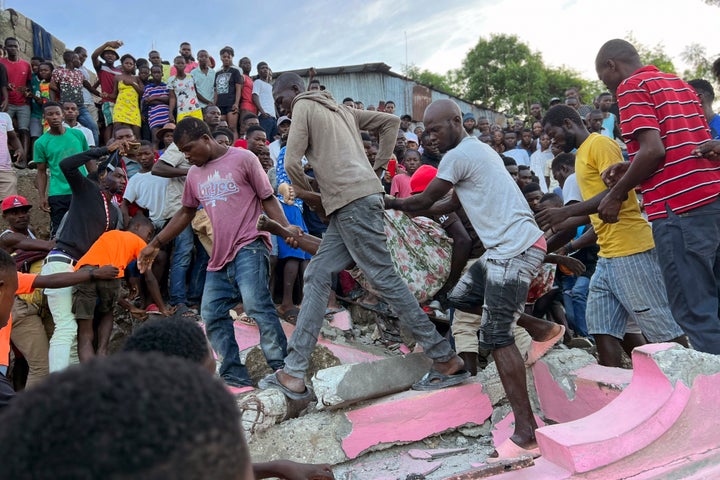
[0,36,717,477]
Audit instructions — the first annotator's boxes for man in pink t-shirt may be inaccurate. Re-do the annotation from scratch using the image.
[0,38,32,160]
[138,117,292,388]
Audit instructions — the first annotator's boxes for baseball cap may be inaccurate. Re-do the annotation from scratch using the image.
[1,195,31,212]
[277,115,291,127]
[410,165,438,194]
[463,112,476,122]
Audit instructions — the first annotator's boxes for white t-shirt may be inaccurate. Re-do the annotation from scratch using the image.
[158,143,191,217]
[530,149,553,193]
[0,112,14,171]
[503,148,530,167]
[252,78,275,116]
[64,122,95,147]
[123,171,170,227]
[437,136,542,259]
[562,173,583,205]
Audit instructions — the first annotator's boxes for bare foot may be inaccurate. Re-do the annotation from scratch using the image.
[432,354,466,376]
[276,369,307,394]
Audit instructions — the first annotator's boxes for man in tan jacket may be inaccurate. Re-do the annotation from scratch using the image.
[259,73,467,400]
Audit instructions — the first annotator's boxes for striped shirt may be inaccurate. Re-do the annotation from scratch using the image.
[142,83,170,129]
[617,65,720,221]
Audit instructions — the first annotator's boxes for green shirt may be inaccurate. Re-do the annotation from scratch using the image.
[33,128,89,197]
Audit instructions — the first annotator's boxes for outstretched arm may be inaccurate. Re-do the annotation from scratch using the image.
[385,177,454,213]
[32,265,119,289]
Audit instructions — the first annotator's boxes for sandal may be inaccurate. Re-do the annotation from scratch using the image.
[412,369,471,391]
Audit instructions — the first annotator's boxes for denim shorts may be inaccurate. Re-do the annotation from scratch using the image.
[7,104,30,130]
[448,246,545,350]
[585,249,684,342]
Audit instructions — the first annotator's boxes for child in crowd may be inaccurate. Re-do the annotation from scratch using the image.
[142,65,170,143]
[72,214,165,362]
[111,54,143,140]
[390,148,421,198]
[167,56,203,123]
[214,46,242,139]
[29,61,52,138]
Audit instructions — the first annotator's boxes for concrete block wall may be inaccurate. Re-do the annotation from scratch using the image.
[0,8,66,65]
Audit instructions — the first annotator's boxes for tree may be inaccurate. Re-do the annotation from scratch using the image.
[403,64,461,97]
[460,34,547,113]
[681,43,714,82]
[625,33,676,74]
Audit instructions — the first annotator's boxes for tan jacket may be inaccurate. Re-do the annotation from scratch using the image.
[284,90,400,215]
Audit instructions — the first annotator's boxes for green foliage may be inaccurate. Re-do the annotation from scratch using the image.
[625,33,676,74]
[403,64,461,96]
[681,43,714,82]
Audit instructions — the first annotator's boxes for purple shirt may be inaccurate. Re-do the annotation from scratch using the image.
[182,147,272,270]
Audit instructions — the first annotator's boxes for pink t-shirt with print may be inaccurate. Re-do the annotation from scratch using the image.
[182,147,272,271]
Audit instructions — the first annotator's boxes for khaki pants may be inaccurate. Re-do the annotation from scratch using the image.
[10,297,49,388]
[0,170,17,200]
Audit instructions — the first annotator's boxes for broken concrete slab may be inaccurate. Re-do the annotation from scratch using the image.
[407,447,468,460]
[234,319,386,365]
[312,353,432,410]
[536,344,720,477]
[532,348,630,423]
[345,453,443,479]
[342,378,492,459]
[446,457,535,479]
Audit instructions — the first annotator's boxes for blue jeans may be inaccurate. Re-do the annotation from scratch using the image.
[561,275,590,337]
[169,224,208,306]
[259,114,277,140]
[284,194,455,379]
[77,105,100,146]
[201,238,287,386]
[652,199,720,354]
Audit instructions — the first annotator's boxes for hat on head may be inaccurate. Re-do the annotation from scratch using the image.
[400,114,412,121]
[277,115,291,127]
[463,112,476,122]
[404,132,419,144]
[101,46,119,60]
[549,97,561,105]
[1,195,31,212]
[410,165,438,194]
[156,123,176,139]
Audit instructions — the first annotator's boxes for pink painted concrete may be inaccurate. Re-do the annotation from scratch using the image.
[226,385,254,395]
[342,381,492,459]
[491,412,546,448]
[409,447,468,460]
[533,360,630,423]
[537,344,697,474]
[464,458,572,479]
[233,320,384,364]
[328,309,352,330]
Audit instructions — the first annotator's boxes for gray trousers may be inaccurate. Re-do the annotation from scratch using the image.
[284,193,455,378]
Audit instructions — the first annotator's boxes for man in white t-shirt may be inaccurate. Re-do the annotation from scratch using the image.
[386,99,564,462]
[121,141,168,228]
[62,102,95,147]
[550,152,582,205]
[252,62,277,139]
[0,112,24,200]
[529,133,553,192]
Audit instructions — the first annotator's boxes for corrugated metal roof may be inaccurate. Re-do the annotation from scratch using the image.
[273,63,503,124]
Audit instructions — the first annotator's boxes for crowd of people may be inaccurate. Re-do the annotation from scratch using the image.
[0,34,718,476]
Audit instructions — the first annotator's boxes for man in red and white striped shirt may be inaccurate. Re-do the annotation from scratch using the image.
[594,39,720,354]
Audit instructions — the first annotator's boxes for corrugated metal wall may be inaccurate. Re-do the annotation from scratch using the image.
[311,72,501,124]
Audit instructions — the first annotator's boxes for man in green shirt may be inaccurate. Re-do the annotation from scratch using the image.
[33,101,89,235]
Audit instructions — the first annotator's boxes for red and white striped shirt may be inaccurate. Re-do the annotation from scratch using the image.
[617,65,720,221]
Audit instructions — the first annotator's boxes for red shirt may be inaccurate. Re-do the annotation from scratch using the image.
[618,65,720,221]
[0,58,31,106]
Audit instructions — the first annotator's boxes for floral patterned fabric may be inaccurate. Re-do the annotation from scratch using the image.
[526,263,556,305]
[350,210,452,303]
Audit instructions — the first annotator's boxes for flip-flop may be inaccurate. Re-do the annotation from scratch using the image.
[525,325,566,367]
[145,304,162,315]
[412,369,471,391]
[279,307,300,324]
[486,438,541,463]
[258,371,314,401]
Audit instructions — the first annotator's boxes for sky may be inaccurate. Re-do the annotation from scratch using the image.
[9,0,720,82]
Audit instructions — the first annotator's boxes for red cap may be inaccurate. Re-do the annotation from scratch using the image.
[1,195,31,212]
[410,165,438,194]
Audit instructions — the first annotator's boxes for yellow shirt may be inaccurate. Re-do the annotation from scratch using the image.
[575,133,655,258]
